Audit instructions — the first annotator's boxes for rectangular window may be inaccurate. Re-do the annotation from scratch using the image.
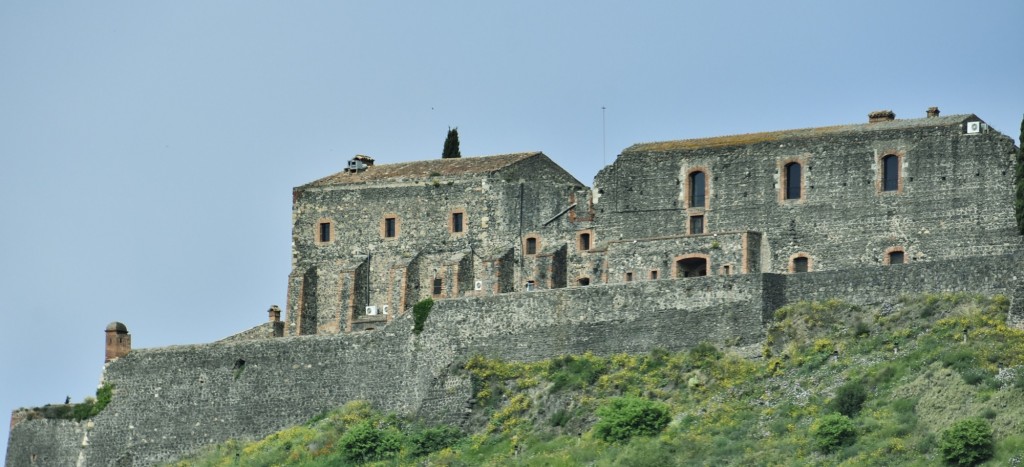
[579,232,591,251]
[625,272,633,282]
[384,217,397,238]
[525,237,538,255]
[577,277,590,286]
[525,280,536,291]
[889,251,905,265]
[319,222,331,242]
[451,212,464,233]
[432,278,442,295]
[689,215,704,235]
[650,270,659,280]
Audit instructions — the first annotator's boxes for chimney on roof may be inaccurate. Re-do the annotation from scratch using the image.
[927,107,940,118]
[868,110,896,123]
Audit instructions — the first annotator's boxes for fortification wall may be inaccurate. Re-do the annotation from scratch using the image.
[8,255,1023,466]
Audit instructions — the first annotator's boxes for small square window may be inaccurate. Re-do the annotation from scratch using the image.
[432,278,442,295]
[525,280,536,291]
[451,212,464,233]
[319,222,331,242]
[888,251,905,265]
[384,217,397,238]
[689,215,704,235]
[577,277,590,286]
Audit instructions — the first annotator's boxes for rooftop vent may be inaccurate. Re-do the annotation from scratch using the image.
[868,110,896,123]
[927,107,940,118]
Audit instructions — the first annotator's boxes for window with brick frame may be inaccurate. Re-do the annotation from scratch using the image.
[450,211,465,233]
[784,162,802,200]
[882,154,900,192]
[649,270,659,280]
[625,272,634,282]
[577,277,590,286]
[432,278,442,295]
[689,171,707,208]
[790,254,811,273]
[578,231,593,251]
[316,219,334,244]
[689,215,704,235]
[524,236,540,255]
[383,216,398,238]
[885,247,907,265]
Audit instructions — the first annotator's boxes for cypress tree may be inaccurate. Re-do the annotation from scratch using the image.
[1017,115,1024,233]
[442,127,461,159]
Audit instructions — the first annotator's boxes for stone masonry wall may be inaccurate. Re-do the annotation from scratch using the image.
[8,254,1023,466]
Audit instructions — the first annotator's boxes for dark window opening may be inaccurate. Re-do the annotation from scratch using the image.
[452,212,464,233]
[578,277,590,286]
[785,162,802,200]
[793,256,809,273]
[432,278,442,295]
[689,171,706,208]
[579,232,591,251]
[882,155,899,192]
[319,222,331,242]
[625,272,633,282]
[650,270,659,280]
[889,251,905,265]
[690,215,704,235]
[525,280,536,291]
[525,237,538,255]
[677,257,708,278]
[723,265,732,275]
[384,217,397,238]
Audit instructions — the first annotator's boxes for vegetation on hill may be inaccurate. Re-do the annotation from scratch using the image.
[168,294,1024,466]
[20,383,114,422]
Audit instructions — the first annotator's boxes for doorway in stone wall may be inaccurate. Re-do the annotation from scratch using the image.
[676,258,708,277]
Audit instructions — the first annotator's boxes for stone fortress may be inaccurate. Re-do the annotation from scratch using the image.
[7,109,1024,466]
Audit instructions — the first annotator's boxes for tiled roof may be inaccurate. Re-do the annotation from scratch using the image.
[302,152,542,187]
[624,114,975,153]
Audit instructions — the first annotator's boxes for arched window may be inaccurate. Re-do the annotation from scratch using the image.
[784,162,802,200]
[791,255,810,273]
[689,171,706,208]
[882,155,900,192]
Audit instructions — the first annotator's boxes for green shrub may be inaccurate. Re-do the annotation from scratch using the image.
[412,298,434,334]
[409,424,462,457]
[811,413,856,453]
[593,396,671,442]
[549,408,570,427]
[548,355,606,392]
[939,418,993,466]
[688,342,722,366]
[338,420,403,462]
[829,380,867,417]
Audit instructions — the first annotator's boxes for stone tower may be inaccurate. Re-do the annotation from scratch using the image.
[104,322,131,363]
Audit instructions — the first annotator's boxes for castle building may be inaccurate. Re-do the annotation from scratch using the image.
[9,109,1023,467]
[287,110,1020,335]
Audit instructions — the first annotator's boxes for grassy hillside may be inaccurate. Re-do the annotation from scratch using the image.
[169,293,1024,466]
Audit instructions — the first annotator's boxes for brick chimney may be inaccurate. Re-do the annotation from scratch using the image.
[268,305,284,337]
[927,107,940,118]
[868,110,896,123]
[105,322,131,363]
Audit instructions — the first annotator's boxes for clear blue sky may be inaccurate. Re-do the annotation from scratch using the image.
[1,1,1022,455]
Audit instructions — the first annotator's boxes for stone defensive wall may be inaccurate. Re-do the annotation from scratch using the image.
[7,254,1023,466]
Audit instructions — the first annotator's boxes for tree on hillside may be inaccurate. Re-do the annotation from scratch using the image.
[442,127,461,159]
[1016,114,1024,233]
